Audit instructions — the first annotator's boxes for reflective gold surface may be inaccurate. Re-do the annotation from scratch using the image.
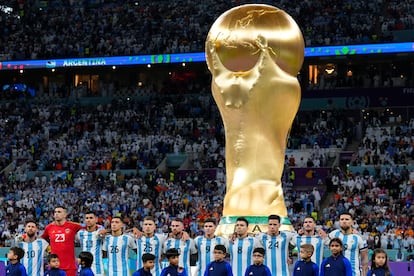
[206,4,304,218]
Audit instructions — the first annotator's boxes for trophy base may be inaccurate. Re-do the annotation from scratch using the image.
[215,216,293,237]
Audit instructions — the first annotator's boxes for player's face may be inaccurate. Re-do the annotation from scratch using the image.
[84,213,97,228]
[235,220,248,236]
[339,214,353,231]
[49,258,60,269]
[374,252,387,267]
[111,218,123,232]
[143,220,156,235]
[25,222,38,238]
[54,207,67,222]
[267,219,280,234]
[170,221,184,235]
[329,242,342,256]
[203,222,216,236]
[303,218,316,232]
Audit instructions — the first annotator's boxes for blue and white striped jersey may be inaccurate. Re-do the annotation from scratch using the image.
[18,239,49,276]
[137,233,166,276]
[104,234,137,276]
[229,236,261,276]
[194,235,229,276]
[164,237,197,273]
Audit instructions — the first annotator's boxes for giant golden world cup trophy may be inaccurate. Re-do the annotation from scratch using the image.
[205,4,304,235]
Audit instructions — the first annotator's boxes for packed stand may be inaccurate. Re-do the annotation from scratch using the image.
[0,94,413,252]
[0,91,340,245]
[323,168,414,252]
[353,120,414,167]
[1,0,414,60]
[0,92,223,172]
[0,94,226,245]
[286,109,353,168]
[321,116,414,252]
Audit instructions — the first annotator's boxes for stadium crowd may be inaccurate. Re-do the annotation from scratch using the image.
[0,94,412,256]
[0,0,413,60]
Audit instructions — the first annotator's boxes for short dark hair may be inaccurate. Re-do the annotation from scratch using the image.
[253,247,265,256]
[143,216,155,222]
[48,253,60,263]
[172,217,184,224]
[78,251,94,267]
[25,219,38,226]
[268,214,281,222]
[303,216,316,223]
[112,216,123,222]
[339,212,353,219]
[214,244,226,254]
[204,218,217,225]
[142,253,156,263]
[236,217,249,227]
[85,211,96,216]
[165,248,180,259]
[9,247,25,260]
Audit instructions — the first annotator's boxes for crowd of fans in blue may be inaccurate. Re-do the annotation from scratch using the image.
[0,0,412,256]
[0,97,412,253]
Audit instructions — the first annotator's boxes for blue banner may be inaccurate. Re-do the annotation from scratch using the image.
[1,42,413,70]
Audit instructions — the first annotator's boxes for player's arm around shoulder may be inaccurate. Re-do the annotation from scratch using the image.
[41,238,49,248]
[317,227,328,240]
[189,238,197,254]
[324,229,337,245]
[40,225,50,239]
[285,230,296,241]
[252,234,263,248]
[69,221,84,232]
[128,234,137,249]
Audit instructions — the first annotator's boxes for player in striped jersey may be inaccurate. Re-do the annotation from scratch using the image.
[327,212,368,276]
[76,211,105,276]
[136,216,166,276]
[229,217,261,276]
[17,220,49,276]
[194,218,229,276]
[163,218,197,274]
[291,216,327,268]
[103,216,137,276]
[256,214,295,276]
